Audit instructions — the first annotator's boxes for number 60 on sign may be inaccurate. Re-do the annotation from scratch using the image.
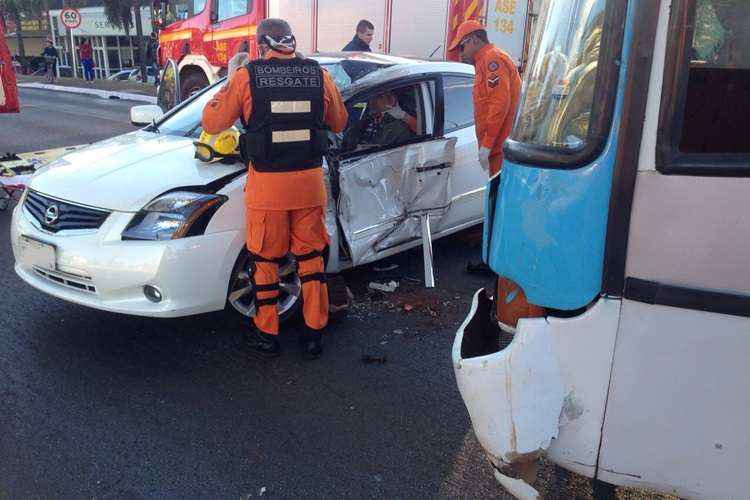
[60,8,82,30]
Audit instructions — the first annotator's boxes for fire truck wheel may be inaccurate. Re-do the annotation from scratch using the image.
[180,71,210,98]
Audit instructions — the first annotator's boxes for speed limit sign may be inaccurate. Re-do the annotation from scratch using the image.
[60,8,82,30]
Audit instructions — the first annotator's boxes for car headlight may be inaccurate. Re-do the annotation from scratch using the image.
[122,191,227,241]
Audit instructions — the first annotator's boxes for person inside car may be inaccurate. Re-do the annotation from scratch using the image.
[356,90,417,147]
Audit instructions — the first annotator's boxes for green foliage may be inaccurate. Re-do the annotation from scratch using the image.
[102,0,146,34]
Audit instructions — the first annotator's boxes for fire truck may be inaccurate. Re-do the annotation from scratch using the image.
[157,0,537,98]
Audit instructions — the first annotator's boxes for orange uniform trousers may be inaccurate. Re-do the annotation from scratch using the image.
[489,153,503,177]
[246,206,329,335]
[496,277,546,331]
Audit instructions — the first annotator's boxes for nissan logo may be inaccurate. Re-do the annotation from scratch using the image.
[45,204,60,225]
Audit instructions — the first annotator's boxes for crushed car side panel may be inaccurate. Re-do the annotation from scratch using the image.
[337,138,456,265]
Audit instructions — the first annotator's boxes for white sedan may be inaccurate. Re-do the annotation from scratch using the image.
[11,53,485,320]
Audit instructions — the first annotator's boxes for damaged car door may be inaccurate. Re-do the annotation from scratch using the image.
[337,137,457,265]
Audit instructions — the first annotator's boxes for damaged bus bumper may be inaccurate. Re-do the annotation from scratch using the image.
[452,289,621,494]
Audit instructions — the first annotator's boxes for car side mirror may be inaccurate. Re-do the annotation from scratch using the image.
[130,105,164,126]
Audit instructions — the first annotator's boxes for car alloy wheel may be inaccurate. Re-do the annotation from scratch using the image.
[227,251,302,320]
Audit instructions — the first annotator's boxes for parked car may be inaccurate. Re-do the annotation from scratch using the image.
[107,68,137,81]
[11,53,484,321]
[128,66,158,84]
[107,67,157,84]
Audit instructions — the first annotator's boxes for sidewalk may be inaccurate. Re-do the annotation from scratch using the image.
[16,75,157,104]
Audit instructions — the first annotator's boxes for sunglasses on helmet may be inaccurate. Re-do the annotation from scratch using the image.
[458,36,472,51]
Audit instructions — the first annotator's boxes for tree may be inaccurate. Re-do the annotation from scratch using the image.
[102,0,147,81]
[0,0,44,59]
[0,0,87,64]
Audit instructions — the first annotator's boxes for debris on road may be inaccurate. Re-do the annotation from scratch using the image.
[368,280,399,293]
[361,354,388,364]
[258,486,267,496]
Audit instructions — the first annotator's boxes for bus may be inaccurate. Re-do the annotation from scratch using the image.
[452,0,750,498]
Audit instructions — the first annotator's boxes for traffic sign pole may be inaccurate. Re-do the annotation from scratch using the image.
[60,7,82,79]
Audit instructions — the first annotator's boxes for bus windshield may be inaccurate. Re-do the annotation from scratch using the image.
[511,0,609,152]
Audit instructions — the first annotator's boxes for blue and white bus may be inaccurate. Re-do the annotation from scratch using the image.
[453,0,750,498]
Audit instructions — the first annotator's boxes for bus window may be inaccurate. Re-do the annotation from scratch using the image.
[504,0,627,168]
[679,0,750,154]
[512,0,607,150]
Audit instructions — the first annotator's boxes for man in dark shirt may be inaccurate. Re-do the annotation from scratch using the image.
[41,40,58,83]
[342,19,374,52]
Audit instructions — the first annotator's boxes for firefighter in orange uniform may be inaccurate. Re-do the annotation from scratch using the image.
[202,19,348,359]
[448,20,544,330]
[448,20,521,176]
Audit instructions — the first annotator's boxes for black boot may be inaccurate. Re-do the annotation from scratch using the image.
[300,328,323,360]
[246,328,281,358]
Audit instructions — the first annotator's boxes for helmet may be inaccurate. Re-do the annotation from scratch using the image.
[194,127,240,162]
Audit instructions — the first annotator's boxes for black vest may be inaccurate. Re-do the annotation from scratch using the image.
[241,58,327,172]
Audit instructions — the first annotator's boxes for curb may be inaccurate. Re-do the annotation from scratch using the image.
[18,82,157,104]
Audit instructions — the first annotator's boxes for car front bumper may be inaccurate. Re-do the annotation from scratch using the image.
[11,200,242,318]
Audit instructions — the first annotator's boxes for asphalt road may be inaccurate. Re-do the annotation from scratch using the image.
[0,88,137,154]
[0,88,506,499]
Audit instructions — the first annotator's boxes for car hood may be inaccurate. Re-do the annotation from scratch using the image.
[29,131,245,212]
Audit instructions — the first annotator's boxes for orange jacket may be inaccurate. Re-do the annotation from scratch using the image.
[202,51,348,210]
[473,44,521,160]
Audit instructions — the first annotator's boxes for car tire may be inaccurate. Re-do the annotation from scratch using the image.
[180,71,209,98]
[226,249,302,323]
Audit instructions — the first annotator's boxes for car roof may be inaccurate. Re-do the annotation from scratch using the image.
[309,52,474,96]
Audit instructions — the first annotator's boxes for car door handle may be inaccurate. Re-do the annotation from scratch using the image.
[416,162,451,173]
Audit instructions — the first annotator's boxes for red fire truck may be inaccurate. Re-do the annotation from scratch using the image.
[158,0,536,97]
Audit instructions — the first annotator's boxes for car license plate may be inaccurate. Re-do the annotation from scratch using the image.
[18,235,56,270]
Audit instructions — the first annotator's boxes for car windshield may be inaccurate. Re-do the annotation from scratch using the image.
[510,0,608,151]
[153,58,392,138]
[321,60,391,89]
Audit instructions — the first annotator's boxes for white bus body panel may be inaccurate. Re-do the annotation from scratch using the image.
[599,300,750,499]
[452,295,620,476]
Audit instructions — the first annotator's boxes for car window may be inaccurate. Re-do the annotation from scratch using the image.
[342,84,424,152]
[443,75,474,132]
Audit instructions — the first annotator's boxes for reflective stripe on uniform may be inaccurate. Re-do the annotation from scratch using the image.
[271,129,311,143]
[271,100,312,113]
